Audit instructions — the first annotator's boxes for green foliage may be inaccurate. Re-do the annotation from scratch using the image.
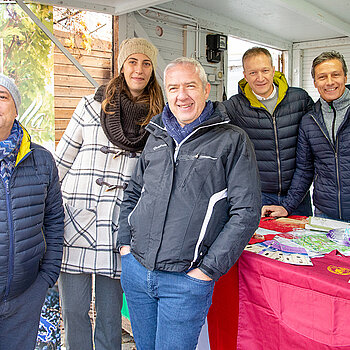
[0,3,54,147]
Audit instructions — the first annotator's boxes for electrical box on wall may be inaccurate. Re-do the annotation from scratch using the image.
[206,34,227,63]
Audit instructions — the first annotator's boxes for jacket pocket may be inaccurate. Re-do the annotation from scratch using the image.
[63,203,97,248]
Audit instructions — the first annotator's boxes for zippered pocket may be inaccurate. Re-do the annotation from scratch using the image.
[178,153,218,188]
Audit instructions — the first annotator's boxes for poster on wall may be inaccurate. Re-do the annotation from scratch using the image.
[0,3,61,349]
[0,2,55,151]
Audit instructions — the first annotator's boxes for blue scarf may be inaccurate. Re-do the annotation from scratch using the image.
[0,120,23,189]
[162,101,214,144]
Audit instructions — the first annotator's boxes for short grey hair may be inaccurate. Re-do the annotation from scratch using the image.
[164,57,208,89]
[312,51,348,80]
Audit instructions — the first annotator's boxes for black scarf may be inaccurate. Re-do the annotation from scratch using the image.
[95,85,149,152]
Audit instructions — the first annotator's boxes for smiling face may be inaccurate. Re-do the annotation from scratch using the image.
[313,59,347,102]
[121,53,153,97]
[165,63,211,127]
[0,86,17,141]
[243,53,275,98]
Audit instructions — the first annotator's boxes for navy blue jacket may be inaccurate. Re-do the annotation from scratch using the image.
[223,72,314,195]
[282,87,350,221]
[0,127,64,301]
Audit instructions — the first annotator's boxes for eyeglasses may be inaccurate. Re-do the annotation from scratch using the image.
[96,177,128,192]
[100,146,137,159]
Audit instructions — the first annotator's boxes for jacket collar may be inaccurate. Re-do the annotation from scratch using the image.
[238,71,289,109]
[146,101,229,138]
[312,85,350,129]
[16,124,31,166]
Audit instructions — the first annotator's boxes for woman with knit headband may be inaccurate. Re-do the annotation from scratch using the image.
[55,37,164,350]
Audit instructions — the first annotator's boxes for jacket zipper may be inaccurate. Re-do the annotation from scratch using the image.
[4,180,15,300]
[41,228,47,254]
[271,114,282,195]
[335,139,342,219]
[310,114,342,219]
[2,149,32,300]
[329,102,336,145]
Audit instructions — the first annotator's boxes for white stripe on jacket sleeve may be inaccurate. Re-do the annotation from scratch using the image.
[191,188,228,266]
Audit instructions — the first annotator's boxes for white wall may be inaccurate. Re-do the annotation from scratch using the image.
[118,1,293,102]
[293,37,350,102]
[227,37,283,99]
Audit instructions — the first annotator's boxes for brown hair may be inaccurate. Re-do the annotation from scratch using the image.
[242,47,273,70]
[102,71,164,126]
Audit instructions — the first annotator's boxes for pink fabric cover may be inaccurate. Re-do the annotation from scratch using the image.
[238,250,350,349]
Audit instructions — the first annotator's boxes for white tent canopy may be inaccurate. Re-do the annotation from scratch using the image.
[29,0,350,44]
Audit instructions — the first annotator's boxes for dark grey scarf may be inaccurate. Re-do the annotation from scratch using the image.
[95,85,149,152]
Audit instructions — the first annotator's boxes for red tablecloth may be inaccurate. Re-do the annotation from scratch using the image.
[207,263,239,349]
[206,217,350,350]
[237,250,350,349]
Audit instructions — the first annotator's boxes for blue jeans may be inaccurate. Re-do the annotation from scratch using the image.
[58,272,123,350]
[121,253,214,350]
[0,273,49,350]
[313,208,350,222]
[314,208,335,220]
[262,191,313,216]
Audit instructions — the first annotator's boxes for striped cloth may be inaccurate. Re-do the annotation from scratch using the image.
[55,94,140,278]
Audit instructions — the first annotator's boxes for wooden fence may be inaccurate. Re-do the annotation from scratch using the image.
[54,29,113,144]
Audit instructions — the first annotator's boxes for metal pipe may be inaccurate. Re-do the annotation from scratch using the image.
[16,0,98,88]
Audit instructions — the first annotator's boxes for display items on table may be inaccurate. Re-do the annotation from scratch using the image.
[327,228,350,246]
[306,216,350,232]
[205,215,350,350]
[248,216,350,263]
[245,236,312,265]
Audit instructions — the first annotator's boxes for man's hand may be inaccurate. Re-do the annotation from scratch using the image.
[261,205,288,217]
[120,245,131,256]
[187,268,212,281]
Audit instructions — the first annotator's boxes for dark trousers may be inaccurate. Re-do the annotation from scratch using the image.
[0,273,49,350]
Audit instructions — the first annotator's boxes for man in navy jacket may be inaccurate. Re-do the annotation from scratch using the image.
[0,74,64,349]
[262,51,350,222]
[223,47,314,216]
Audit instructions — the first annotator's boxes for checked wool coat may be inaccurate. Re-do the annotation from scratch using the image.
[55,94,140,278]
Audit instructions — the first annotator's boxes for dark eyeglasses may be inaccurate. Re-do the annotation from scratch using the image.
[96,177,128,192]
[100,146,137,158]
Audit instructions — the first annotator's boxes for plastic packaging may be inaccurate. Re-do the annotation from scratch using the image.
[327,228,350,246]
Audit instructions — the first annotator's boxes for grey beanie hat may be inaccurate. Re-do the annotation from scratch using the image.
[0,74,21,114]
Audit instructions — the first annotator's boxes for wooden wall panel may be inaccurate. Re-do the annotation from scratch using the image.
[54,29,112,145]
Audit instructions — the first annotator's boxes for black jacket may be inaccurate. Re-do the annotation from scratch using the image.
[117,103,261,281]
[282,87,350,221]
[223,72,314,195]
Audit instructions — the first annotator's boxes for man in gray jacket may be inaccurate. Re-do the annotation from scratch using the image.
[117,57,261,349]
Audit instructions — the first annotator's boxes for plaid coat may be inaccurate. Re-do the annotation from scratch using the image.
[55,94,140,278]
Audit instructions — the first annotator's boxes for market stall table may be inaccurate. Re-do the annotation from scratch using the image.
[206,217,350,350]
